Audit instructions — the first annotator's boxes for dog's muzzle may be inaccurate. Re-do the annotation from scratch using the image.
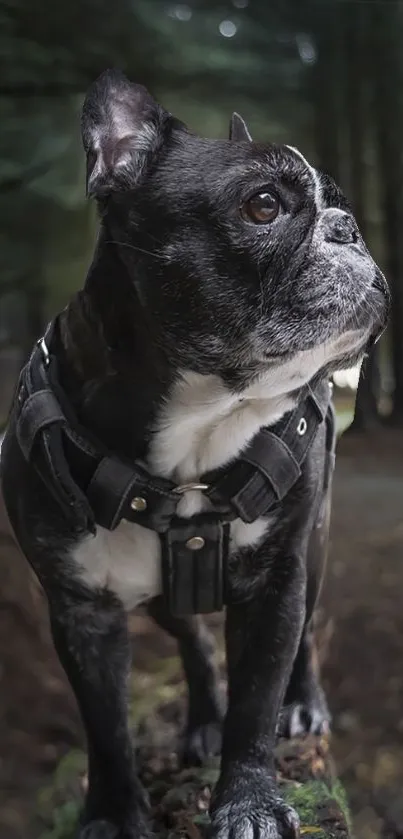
[367,269,390,349]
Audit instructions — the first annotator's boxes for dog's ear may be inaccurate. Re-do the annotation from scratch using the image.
[82,69,170,197]
[229,112,253,142]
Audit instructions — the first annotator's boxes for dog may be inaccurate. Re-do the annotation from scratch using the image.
[1,69,389,839]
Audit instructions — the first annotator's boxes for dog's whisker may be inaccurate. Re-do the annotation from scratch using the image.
[130,222,166,248]
[104,239,166,261]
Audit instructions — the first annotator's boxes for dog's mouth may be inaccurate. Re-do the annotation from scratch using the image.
[348,270,390,354]
[368,270,391,345]
[261,348,292,362]
[258,268,389,374]
[372,270,387,295]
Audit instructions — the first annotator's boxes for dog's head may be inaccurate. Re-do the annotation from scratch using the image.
[82,70,389,394]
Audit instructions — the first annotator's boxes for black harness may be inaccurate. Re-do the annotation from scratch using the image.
[15,319,336,615]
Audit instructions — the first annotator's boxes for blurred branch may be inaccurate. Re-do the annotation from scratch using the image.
[0,160,51,193]
[0,277,25,295]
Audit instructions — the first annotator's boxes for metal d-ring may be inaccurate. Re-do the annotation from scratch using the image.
[174,482,210,494]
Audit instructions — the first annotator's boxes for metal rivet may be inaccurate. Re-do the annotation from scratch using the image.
[130,496,147,512]
[186,536,205,551]
[297,417,307,436]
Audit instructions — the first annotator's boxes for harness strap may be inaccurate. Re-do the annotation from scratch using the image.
[16,390,65,460]
[161,516,230,615]
[14,317,334,614]
[324,398,336,493]
[17,323,97,531]
[206,384,327,523]
[86,455,179,532]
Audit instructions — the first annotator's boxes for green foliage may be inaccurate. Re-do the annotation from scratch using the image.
[37,750,86,839]
[0,0,401,413]
[39,802,80,839]
[0,0,312,349]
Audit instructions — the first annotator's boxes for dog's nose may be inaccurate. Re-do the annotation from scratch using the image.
[323,209,358,245]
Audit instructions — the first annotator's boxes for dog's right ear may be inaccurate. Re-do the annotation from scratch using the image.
[81,69,170,198]
[229,112,253,142]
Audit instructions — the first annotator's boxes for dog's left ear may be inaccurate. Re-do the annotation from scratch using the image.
[82,69,171,197]
[229,112,253,142]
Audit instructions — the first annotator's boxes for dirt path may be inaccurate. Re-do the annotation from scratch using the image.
[321,430,403,838]
[0,429,403,838]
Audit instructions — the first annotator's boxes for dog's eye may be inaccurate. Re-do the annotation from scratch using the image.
[240,191,280,224]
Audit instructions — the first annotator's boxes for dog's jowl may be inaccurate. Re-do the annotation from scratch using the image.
[1,70,389,839]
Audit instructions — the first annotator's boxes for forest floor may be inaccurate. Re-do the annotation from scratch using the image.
[0,426,403,839]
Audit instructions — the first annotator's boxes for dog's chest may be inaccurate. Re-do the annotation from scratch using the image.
[72,372,293,610]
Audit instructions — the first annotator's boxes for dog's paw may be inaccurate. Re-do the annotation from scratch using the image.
[278,687,331,738]
[79,821,118,839]
[182,719,223,766]
[284,702,330,738]
[78,817,150,839]
[211,788,300,839]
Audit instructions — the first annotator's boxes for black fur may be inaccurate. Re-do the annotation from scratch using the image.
[1,69,389,839]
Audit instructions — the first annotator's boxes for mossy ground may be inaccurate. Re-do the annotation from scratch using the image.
[36,656,352,839]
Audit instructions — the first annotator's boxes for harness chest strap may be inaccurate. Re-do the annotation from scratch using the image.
[15,319,335,615]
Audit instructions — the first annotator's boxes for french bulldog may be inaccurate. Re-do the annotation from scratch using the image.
[1,69,389,839]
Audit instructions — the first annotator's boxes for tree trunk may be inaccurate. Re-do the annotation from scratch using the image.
[371,4,403,423]
[349,353,381,432]
[310,2,343,181]
[342,0,382,430]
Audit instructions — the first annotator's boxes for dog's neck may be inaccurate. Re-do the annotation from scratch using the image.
[58,226,299,481]
[59,226,175,460]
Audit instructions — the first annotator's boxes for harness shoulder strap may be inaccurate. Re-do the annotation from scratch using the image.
[16,325,97,531]
[17,389,65,460]
[206,381,332,522]
[16,320,180,534]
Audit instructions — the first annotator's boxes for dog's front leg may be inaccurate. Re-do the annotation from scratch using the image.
[49,586,149,839]
[211,553,305,839]
[147,596,224,765]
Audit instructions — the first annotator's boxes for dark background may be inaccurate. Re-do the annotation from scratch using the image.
[0,1,403,837]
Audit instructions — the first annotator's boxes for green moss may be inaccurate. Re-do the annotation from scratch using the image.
[283,781,328,837]
[37,750,86,839]
[331,781,353,832]
[129,655,184,723]
[36,659,352,839]
[196,757,221,787]
[282,780,351,838]
[53,750,87,789]
[38,775,352,839]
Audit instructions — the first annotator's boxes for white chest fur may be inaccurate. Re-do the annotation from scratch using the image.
[71,332,362,610]
[71,371,295,610]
